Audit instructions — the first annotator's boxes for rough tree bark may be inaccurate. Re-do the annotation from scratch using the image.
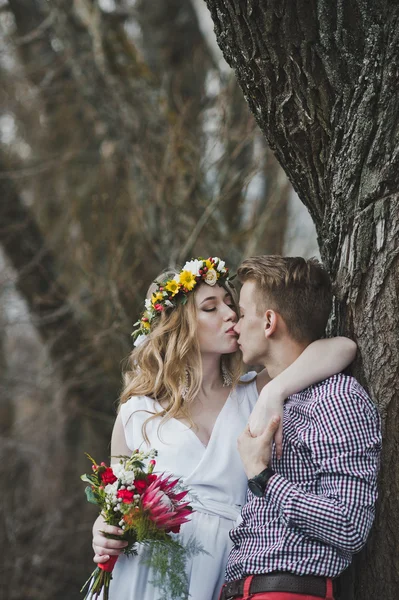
[205,2,399,599]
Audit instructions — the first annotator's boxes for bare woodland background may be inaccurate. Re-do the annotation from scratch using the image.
[0,1,397,600]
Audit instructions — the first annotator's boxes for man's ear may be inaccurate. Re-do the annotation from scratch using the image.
[264,309,278,338]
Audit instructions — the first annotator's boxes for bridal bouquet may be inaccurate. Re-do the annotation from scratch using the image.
[81,450,198,600]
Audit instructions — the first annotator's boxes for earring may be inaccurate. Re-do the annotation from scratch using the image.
[181,369,189,400]
[221,361,232,387]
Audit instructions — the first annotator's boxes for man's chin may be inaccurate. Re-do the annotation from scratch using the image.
[239,348,251,365]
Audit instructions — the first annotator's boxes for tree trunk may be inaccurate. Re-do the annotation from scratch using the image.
[205,2,399,599]
[0,159,121,410]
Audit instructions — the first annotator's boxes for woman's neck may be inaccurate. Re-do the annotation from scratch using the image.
[198,353,224,398]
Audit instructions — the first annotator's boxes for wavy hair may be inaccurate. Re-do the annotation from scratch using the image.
[120,270,245,443]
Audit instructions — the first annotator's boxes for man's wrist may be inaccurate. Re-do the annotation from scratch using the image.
[247,462,268,479]
[247,466,275,497]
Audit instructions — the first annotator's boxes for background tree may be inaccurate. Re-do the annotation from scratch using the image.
[0,1,308,598]
[204,2,399,599]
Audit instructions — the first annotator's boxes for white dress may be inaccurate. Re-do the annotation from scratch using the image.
[106,373,258,600]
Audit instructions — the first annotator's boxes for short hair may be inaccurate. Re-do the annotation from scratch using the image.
[237,255,332,343]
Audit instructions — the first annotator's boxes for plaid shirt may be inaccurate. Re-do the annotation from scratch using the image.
[226,374,382,580]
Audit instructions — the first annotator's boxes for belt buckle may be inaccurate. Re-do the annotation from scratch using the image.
[223,580,240,600]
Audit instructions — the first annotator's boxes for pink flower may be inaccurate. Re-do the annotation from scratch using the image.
[140,475,192,533]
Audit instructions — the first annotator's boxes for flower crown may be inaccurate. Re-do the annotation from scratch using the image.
[132,257,232,346]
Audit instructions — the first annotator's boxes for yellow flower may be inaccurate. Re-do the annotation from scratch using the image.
[165,279,180,296]
[179,270,197,290]
[142,320,151,330]
[205,259,214,270]
[151,291,163,305]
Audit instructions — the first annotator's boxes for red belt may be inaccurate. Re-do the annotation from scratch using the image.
[219,573,334,600]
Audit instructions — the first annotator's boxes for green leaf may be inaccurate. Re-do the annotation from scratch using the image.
[84,485,99,505]
[81,474,95,484]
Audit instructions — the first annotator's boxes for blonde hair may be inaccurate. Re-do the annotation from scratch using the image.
[120,270,244,443]
[238,255,332,343]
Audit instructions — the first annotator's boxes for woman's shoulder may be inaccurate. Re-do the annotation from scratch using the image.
[119,395,157,424]
[239,370,258,384]
[234,371,259,407]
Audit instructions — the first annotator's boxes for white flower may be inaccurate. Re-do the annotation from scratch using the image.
[216,259,225,272]
[173,273,180,283]
[205,269,218,286]
[123,471,135,485]
[164,299,174,308]
[144,298,152,311]
[134,333,147,347]
[182,259,202,276]
[111,463,123,478]
[104,482,118,495]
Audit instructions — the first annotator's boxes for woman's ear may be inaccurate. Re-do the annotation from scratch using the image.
[264,309,278,338]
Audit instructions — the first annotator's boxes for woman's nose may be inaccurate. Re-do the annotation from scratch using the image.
[224,305,237,321]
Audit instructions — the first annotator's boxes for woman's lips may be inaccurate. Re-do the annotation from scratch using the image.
[226,327,238,335]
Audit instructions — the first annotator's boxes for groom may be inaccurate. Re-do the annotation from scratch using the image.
[219,256,381,600]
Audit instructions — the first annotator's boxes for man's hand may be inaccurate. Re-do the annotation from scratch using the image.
[248,384,284,458]
[238,416,281,479]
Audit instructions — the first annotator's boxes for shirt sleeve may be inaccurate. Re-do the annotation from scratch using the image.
[265,380,382,553]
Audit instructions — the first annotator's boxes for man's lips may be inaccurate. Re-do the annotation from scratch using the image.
[226,326,238,335]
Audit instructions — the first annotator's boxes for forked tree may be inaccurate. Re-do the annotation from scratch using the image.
[205,2,399,599]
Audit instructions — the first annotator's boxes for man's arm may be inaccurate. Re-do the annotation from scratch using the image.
[265,382,381,553]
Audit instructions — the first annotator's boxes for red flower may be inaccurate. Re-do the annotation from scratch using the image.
[134,474,157,494]
[117,489,135,504]
[154,303,164,312]
[100,467,117,485]
[134,480,147,494]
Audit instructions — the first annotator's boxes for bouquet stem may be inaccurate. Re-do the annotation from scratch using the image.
[80,556,118,600]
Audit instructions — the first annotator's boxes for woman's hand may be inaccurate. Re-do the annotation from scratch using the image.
[92,514,128,564]
[248,382,284,458]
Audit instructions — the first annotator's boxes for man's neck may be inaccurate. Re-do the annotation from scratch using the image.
[265,339,309,379]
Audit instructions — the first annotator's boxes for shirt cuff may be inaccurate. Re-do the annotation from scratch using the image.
[265,473,299,524]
